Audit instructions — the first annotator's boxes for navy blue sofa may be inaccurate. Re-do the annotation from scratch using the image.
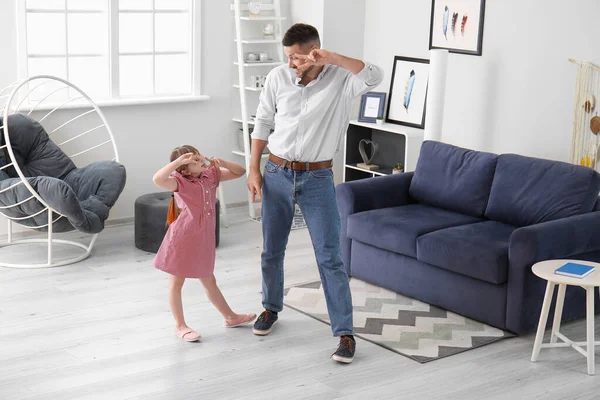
[337,141,600,334]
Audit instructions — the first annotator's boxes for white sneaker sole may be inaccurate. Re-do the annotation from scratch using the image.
[332,354,354,363]
[252,319,277,336]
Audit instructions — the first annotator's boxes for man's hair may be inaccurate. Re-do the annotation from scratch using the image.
[282,23,320,47]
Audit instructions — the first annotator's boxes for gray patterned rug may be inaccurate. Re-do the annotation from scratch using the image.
[283,279,514,363]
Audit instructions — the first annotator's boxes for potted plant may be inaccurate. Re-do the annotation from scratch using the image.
[376,116,384,125]
[392,163,404,174]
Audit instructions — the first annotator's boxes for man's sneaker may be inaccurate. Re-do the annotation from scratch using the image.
[252,310,278,336]
[332,335,356,363]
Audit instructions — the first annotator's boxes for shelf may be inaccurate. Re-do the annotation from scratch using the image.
[234,61,283,67]
[233,118,256,125]
[233,84,263,92]
[349,120,424,138]
[239,16,287,21]
[234,39,280,44]
[232,150,269,159]
[230,4,277,11]
[345,164,394,177]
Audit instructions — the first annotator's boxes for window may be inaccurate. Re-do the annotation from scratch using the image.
[17,0,200,104]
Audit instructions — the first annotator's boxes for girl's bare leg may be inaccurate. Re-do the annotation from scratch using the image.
[199,275,256,325]
[169,275,188,329]
[199,275,236,319]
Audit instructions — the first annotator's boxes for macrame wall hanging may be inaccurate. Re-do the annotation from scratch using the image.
[569,58,600,170]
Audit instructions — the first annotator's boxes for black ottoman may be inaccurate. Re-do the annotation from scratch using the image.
[134,192,220,253]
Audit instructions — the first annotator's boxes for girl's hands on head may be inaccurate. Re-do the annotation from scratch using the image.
[210,157,224,168]
[176,153,197,166]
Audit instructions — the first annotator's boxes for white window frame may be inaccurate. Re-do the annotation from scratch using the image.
[15,0,207,108]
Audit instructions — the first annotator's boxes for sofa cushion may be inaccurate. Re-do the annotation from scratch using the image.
[347,204,482,258]
[409,141,498,217]
[417,221,516,284]
[485,154,600,226]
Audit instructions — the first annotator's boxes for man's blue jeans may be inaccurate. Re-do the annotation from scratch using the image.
[260,160,353,336]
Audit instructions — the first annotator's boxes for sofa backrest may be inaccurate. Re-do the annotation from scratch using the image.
[409,141,499,217]
[485,154,600,226]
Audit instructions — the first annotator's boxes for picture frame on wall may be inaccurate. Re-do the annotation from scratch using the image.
[386,56,430,129]
[358,91,386,123]
[429,0,486,56]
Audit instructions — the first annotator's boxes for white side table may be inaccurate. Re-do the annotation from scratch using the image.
[531,259,600,375]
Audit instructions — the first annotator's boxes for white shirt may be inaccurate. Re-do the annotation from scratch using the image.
[251,62,384,162]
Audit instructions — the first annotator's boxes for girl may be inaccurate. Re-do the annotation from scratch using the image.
[153,145,256,342]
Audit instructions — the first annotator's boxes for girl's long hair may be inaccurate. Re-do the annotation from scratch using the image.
[166,145,201,226]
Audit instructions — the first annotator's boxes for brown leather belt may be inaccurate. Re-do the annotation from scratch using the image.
[269,154,333,171]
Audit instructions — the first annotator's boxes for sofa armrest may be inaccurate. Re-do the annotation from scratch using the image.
[506,211,600,333]
[336,172,414,275]
[510,211,600,266]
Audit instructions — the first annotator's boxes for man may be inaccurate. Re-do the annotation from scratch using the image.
[246,23,383,363]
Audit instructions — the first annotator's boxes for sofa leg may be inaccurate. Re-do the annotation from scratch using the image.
[531,281,556,362]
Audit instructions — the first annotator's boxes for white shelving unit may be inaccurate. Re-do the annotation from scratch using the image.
[233,84,262,92]
[234,61,283,67]
[342,120,424,182]
[232,150,270,159]
[230,0,286,219]
[239,16,286,21]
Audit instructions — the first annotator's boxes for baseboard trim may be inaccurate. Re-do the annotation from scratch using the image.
[105,217,134,227]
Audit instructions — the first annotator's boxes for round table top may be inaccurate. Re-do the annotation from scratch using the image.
[532,259,600,287]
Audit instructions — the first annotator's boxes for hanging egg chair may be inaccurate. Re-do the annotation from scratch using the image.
[0,75,126,268]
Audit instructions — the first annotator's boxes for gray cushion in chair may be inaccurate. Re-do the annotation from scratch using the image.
[0,114,126,233]
[0,114,76,179]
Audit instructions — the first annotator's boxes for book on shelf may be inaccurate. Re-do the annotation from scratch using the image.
[554,262,595,279]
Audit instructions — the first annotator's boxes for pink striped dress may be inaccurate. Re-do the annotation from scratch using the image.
[153,166,221,278]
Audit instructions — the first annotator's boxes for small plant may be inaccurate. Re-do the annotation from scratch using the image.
[393,163,404,170]
[376,116,383,120]
[376,116,384,125]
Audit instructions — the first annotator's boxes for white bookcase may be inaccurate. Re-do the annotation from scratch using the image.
[230,0,286,219]
[343,120,423,182]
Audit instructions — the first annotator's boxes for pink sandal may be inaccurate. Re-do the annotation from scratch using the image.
[175,327,201,342]
[224,313,257,328]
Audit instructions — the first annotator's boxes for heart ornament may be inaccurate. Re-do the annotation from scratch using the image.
[359,139,378,165]
[248,1,262,15]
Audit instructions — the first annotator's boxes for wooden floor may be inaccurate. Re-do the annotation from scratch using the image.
[1,207,599,400]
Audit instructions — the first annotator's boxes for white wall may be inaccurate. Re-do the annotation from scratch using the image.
[363,0,600,161]
[322,0,365,59]
[0,0,247,235]
[289,0,324,43]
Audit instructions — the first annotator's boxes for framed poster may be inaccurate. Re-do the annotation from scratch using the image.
[429,0,486,56]
[386,56,430,129]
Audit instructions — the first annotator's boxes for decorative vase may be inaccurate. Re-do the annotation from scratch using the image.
[376,119,383,125]
[392,168,403,174]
